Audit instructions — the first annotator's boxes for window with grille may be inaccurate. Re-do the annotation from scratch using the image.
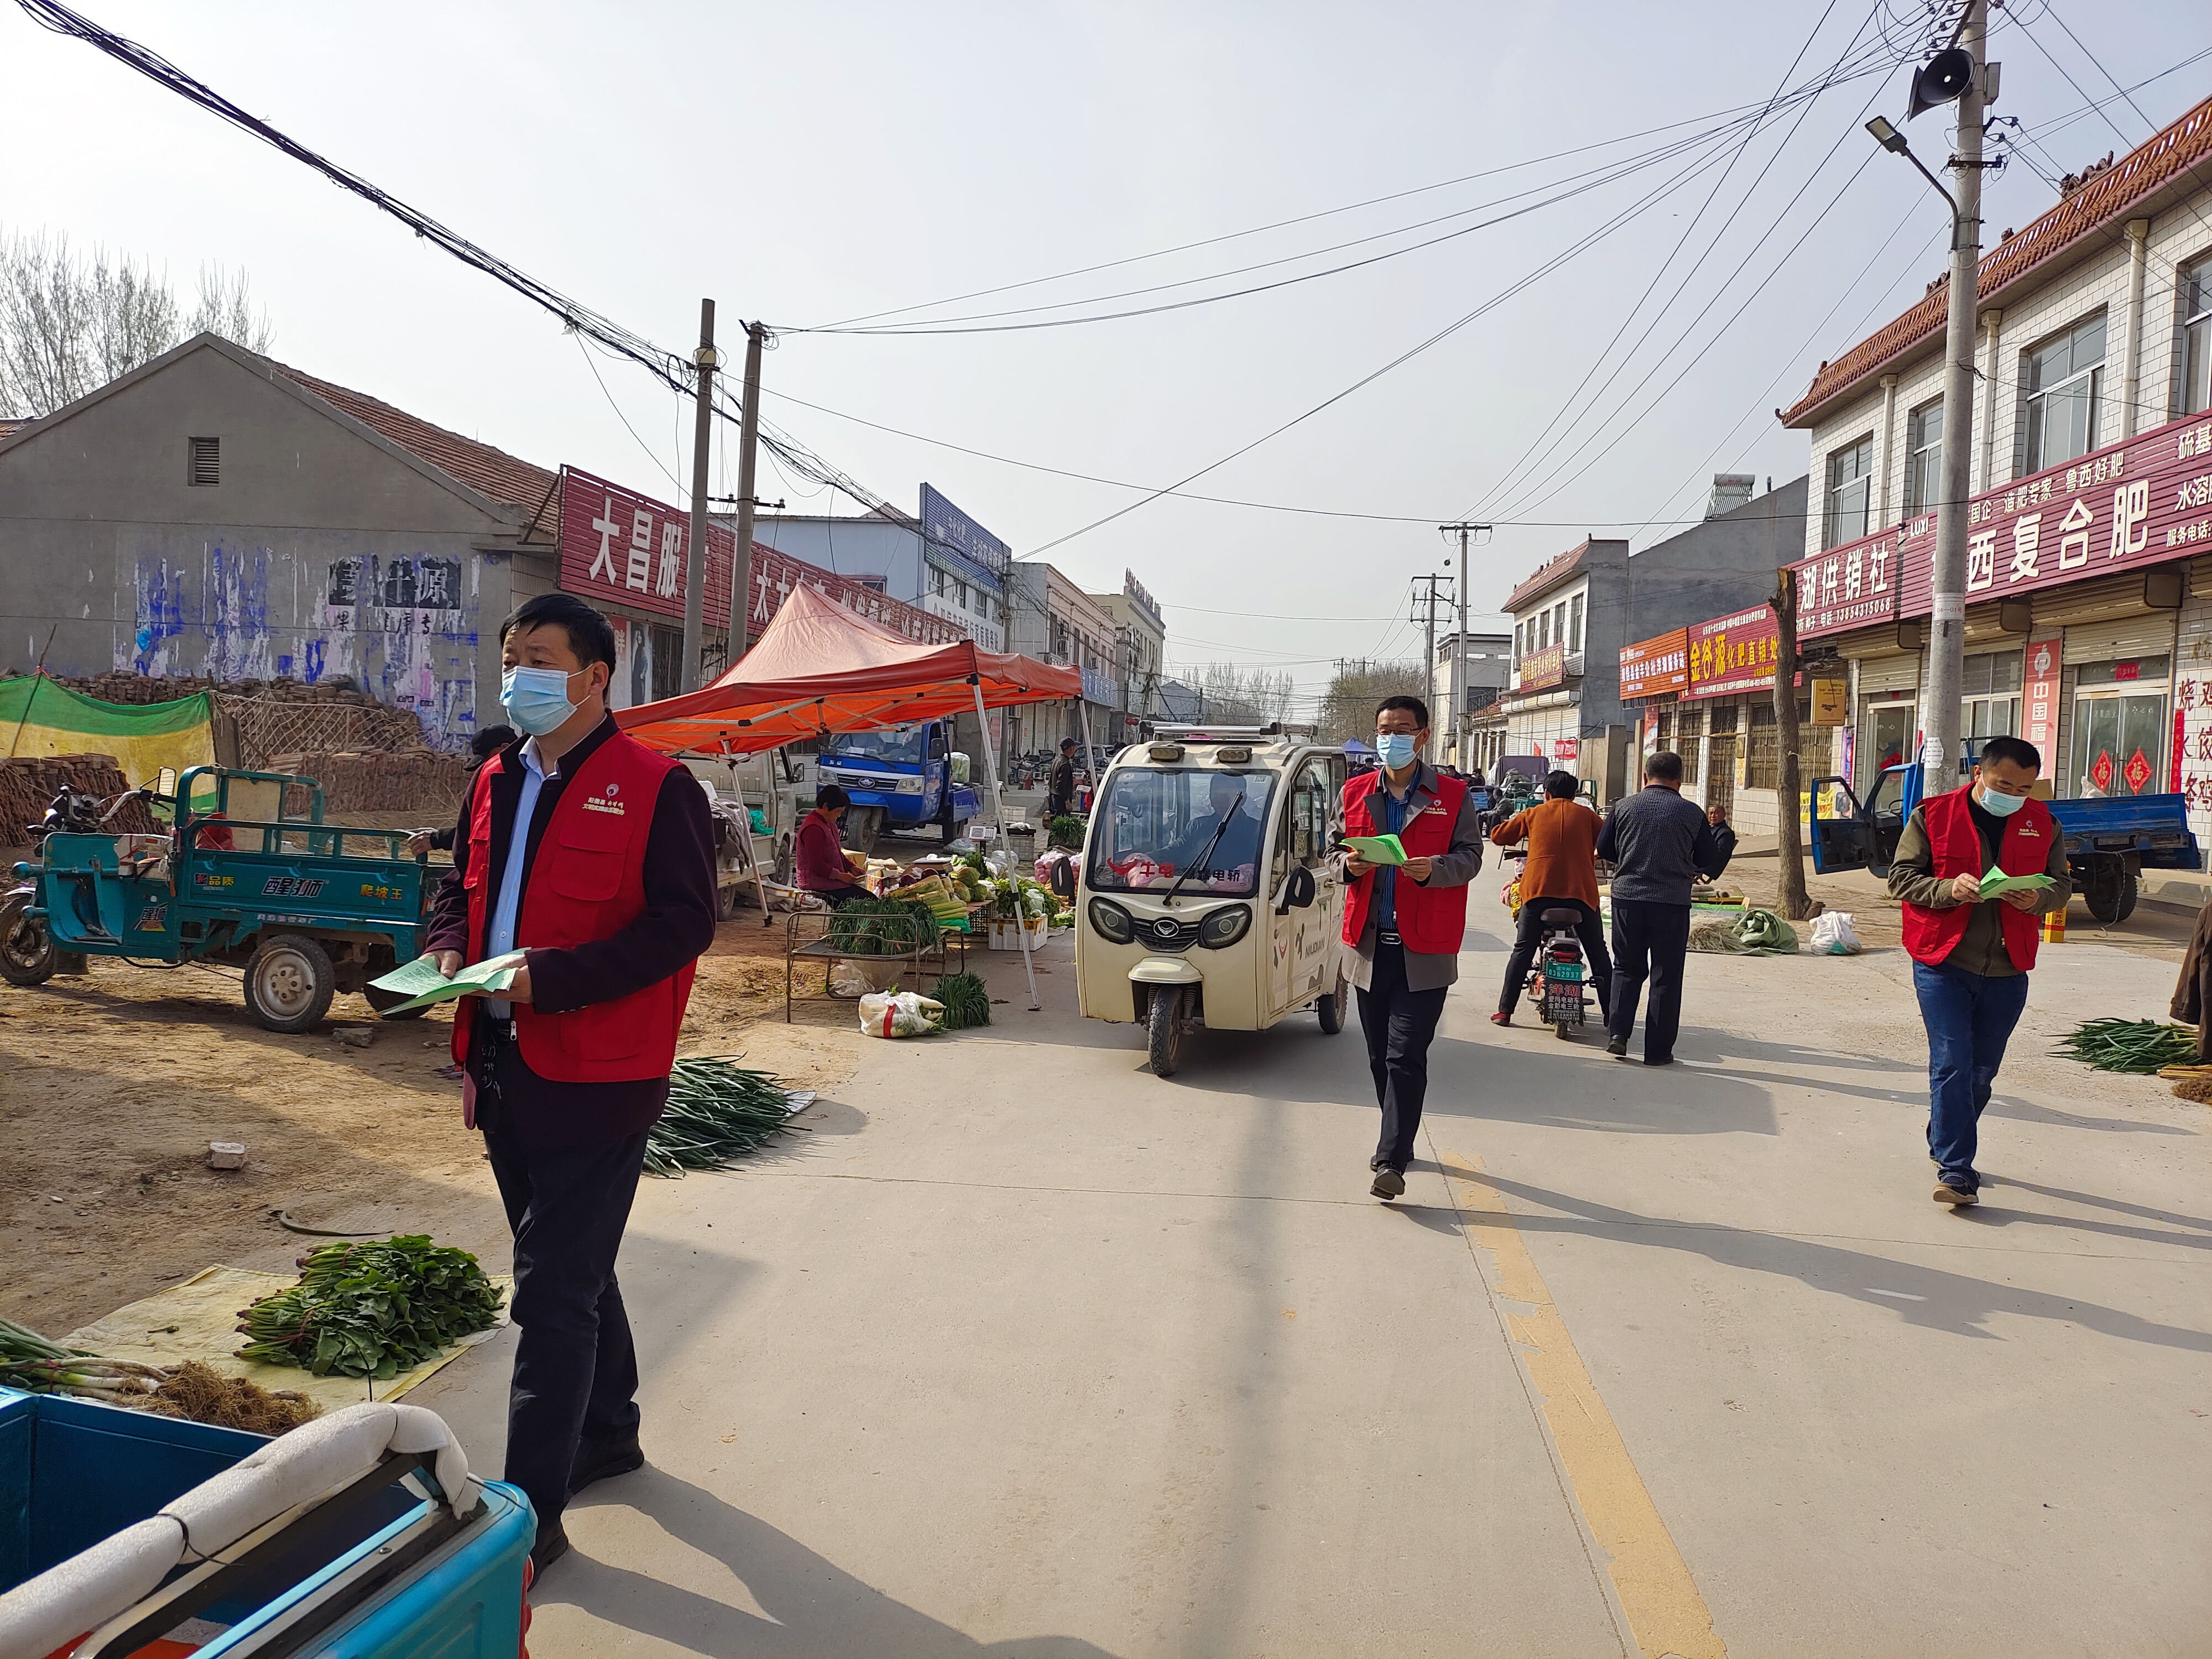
[1962,650,2024,740]
[1675,706,1703,785]
[1903,399,1943,518]
[2182,254,2212,417]
[1746,703,1780,789]
[188,436,219,486]
[2018,311,2106,475]
[1823,435,1873,549]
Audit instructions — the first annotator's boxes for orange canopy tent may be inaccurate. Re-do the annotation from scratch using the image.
[616,584,1081,757]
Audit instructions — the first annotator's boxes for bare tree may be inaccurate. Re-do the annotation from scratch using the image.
[0,230,273,418]
[1316,659,1427,745]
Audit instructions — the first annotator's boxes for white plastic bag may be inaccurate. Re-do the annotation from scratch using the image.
[1810,910,1863,955]
[858,990,946,1038]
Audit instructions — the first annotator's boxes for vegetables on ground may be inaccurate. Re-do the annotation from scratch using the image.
[237,1236,504,1381]
[2054,1017,2200,1074]
[648,1057,801,1176]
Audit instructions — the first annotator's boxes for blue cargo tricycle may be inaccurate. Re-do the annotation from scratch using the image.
[2,766,434,1031]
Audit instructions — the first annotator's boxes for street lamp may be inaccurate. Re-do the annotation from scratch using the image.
[1864,117,1956,219]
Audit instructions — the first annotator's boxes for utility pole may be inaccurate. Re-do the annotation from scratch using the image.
[1927,0,1986,801]
[1440,523,1491,766]
[723,322,768,672]
[1412,575,1449,753]
[680,299,719,695]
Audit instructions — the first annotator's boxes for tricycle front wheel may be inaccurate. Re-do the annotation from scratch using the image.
[1316,969,1347,1035]
[246,933,336,1032]
[1146,986,1187,1077]
[0,894,58,986]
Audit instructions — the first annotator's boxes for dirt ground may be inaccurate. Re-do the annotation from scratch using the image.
[0,904,963,1338]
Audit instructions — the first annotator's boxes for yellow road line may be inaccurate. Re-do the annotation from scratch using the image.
[1438,1148,1726,1659]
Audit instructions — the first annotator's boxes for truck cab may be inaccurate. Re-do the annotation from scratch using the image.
[815,718,981,852]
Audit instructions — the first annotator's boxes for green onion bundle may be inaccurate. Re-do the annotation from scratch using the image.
[236,1236,504,1381]
[2053,1018,2200,1073]
[823,895,940,956]
[934,972,991,1031]
[0,1315,166,1401]
[646,1057,798,1177]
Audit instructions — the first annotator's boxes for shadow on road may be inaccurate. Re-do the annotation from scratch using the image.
[1426,1033,1781,1139]
[1474,1171,2212,1353]
[550,1468,1120,1658]
[1986,1093,2197,1138]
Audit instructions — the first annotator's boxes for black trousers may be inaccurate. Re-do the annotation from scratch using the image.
[1356,940,1450,1173]
[1499,897,1612,1019]
[482,1122,648,1532]
[1608,899,1692,1061]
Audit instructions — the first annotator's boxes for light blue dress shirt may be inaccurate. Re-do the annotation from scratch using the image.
[484,737,555,1019]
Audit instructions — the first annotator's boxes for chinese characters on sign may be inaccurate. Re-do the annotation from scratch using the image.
[1519,641,1567,691]
[1791,413,2212,641]
[2175,672,2212,847]
[1686,606,1790,700]
[2022,637,2061,759]
[1618,627,1689,699]
[1552,737,1579,762]
[557,468,964,650]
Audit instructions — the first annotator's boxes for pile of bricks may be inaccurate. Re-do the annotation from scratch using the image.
[267,750,467,818]
[0,754,153,843]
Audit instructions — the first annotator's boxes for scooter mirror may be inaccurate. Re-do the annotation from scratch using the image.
[1280,865,1317,911]
[1049,856,1077,900]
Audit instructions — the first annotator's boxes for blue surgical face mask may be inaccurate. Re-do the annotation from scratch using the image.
[1376,733,1417,769]
[500,665,589,737]
[1978,782,2027,817]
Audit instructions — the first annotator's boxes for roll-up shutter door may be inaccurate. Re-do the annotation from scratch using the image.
[1856,652,1921,696]
[2061,612,2180,665]
[2034,571,2164,631]
[2189,556,2212,601]
[1964,602,2022,645]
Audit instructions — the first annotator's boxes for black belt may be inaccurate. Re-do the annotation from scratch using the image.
[1378,930,1401,946]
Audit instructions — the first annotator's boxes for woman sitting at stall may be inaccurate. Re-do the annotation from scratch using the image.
[795,784,869,906]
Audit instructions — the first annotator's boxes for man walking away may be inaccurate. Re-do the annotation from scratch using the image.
[1340,696,1484,1200]
[1045,738,1079,821]
[1595,752,1728,1065]
[1889,734,2068,1205]
[1490,770,1610,1026]
[427,593,718,1573]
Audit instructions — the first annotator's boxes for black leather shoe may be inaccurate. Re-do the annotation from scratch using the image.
[1605,1035,1628,1058]
[570,1431,645,1496]
[530,1518,570,1574]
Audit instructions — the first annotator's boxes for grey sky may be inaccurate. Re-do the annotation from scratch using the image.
[5,1,2205,708]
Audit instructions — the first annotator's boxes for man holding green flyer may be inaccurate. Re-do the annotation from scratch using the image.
[1889,734,2069,1207]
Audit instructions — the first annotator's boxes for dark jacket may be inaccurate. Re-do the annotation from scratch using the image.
[1047,754,1076,809]
[1597,786,1728,907]
[2173,901,2212,1059]
[1887,798,2069,978]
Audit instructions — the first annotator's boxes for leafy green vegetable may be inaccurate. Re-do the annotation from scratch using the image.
[1047,815,1086,850]
[648,1057,800,1176]
[823,894,939,956]
[2054,1018,2199,1073]
[236,1237,504,1381]
[934,972,991,1031]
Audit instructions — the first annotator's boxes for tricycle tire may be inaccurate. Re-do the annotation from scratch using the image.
[2115,869,2138,924]
[0,895,59,986]
[846,806,883,857]
[362,983,430,1020]
[2084,865,2125,924]
[1317,970,1347,1035]
[1147,987,1186,1077]
[245,933,336,1032]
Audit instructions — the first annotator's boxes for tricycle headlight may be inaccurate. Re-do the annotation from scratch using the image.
[897,776,925,794]
[1197,904,1251,949]
[1087,896,1135,944]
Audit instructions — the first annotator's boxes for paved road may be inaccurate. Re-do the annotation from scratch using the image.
[414,901,2211,1657]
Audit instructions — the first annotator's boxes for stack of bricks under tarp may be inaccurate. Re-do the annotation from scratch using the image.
[267,750,467,819]
[53,673,434,758]
[0,754,154,843]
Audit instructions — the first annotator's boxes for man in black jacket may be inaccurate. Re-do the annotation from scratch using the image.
[1595,751,1730,1065]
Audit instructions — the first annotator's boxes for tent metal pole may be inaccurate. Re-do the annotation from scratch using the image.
[1074,697,1099,815]
[971,676,1039,1011]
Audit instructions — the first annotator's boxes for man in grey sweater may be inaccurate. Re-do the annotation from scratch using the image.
[1594,750,1731,1065]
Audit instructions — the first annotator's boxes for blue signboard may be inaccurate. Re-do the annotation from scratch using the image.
[919,484,1010,589]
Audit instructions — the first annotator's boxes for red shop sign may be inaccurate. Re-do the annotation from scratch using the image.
[1791,411,2212,640]
[1687,605,1784,700]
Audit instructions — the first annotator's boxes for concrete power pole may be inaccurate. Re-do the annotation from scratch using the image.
[680,299,719,695]
[1925,0,1986,801]
[724,322,768,671]
[1439,523,1491,765]
[1412,575,1448,754]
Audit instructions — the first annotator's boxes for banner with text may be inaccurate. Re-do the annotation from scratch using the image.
[1791,411,2212,640]
[1619,627,1689,700]
[1518,641,1567,692]
[1687,606,1783,700]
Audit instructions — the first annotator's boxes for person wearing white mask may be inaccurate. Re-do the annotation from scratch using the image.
[1338,695,1484,1200]
[424,592,717,1572]
[1887,734,2069,1206]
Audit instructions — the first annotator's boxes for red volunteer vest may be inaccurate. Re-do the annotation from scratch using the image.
[1899,785,2053,972]
[449,731,697,1082]
[1339,768,1470,956]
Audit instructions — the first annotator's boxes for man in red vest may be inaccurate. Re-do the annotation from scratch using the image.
[1340,695,1484,1201]
[1888,734,2070,1206]
[426,593,717,1572]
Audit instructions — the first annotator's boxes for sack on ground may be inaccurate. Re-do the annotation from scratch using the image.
[858,990,946,1038]
[1810,911,1863,955]
[1689,906,1799,955]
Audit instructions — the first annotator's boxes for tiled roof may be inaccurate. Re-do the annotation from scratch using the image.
[1505,542,1589,614]
[272,361,561,535]
[1780,92,2212,429]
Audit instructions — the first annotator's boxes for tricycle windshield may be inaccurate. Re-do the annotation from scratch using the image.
[1088,768,1278,897]
[823,727,927,766]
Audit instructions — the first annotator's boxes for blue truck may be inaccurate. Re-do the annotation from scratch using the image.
[1809,753,2201,924]
[0,1388,531,1658]
[815,718,980,853]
